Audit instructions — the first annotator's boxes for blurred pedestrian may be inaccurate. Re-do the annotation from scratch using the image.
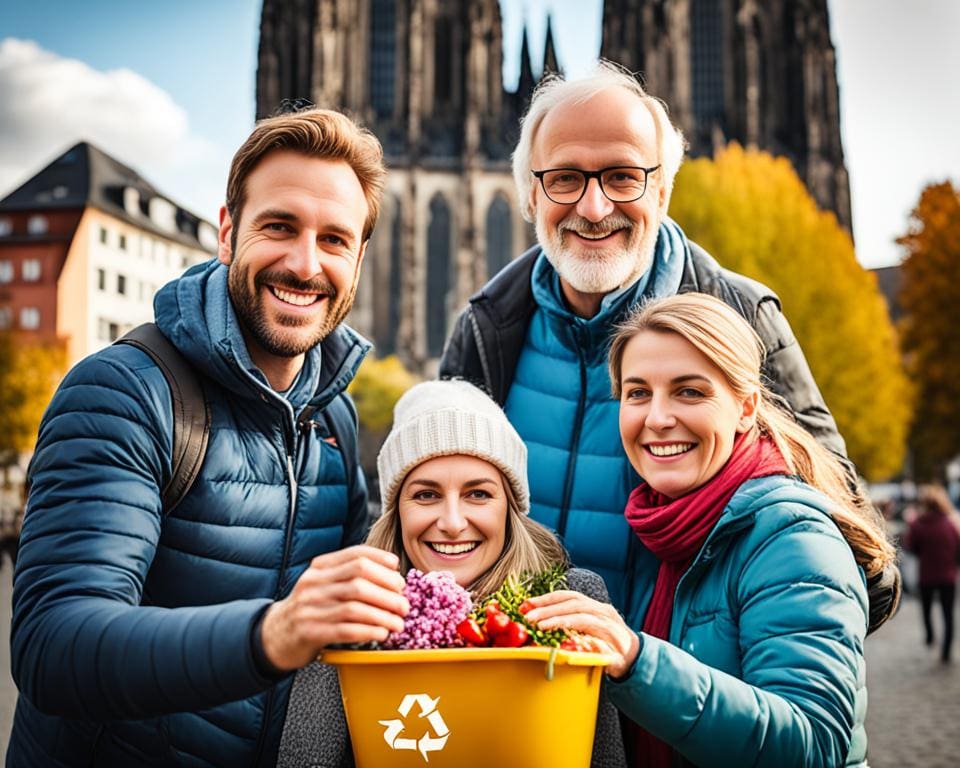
[904,484,960,663]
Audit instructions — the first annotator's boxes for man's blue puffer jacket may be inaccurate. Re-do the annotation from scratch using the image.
[7,260,370,767]
[610,475,870,767]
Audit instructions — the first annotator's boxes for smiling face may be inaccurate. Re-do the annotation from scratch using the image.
[218,149,368,387]
[398,454,509,588]
[531,86,667,313]
[618,330,759,499]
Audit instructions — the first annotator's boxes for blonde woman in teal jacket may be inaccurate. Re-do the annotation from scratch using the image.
[525,293,895,768]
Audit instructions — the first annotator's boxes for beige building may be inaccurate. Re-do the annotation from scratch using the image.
[0,142,216,368]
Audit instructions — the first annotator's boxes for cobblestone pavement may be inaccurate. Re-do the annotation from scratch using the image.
[865,592,959,768]
[0,566,956,765]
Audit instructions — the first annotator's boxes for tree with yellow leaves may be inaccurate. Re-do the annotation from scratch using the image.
[670,145,911,480]
[0,332,67,477]
[348,354,419,487]
[897,181,960,480]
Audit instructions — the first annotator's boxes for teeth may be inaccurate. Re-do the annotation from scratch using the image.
[648,443,694,457]
[577,232,613,240]
[430,542,478,555]
[272,287,319,306]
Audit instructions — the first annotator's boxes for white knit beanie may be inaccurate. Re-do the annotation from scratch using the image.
[377,380,529,514]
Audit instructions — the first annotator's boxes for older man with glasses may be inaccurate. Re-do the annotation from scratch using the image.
[441,60,899,637]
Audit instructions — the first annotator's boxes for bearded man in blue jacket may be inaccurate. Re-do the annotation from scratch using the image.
[8,108,410,766]
[440,61,900,636]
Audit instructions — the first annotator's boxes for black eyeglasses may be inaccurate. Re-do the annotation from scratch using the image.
[531,165,661,205]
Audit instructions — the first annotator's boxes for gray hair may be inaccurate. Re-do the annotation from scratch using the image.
[511,59,687,223]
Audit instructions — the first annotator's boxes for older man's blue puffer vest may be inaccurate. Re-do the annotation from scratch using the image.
[8,260,370,767]
[504,239,684,609]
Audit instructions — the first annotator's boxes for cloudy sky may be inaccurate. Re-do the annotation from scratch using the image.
[2,0,957,268]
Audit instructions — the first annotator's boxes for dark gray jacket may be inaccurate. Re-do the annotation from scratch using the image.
[439,244,900,635]
[277,568,627,768]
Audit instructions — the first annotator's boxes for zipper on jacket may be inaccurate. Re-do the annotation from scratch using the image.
[253,424,299,767]
[275,423,300,599]
[251,685,276,767]
[556,328,588,538]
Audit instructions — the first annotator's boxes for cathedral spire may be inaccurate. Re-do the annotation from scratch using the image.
[542,14,560,76]
[517,24,535,99]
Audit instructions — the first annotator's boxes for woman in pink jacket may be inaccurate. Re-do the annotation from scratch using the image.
[905,484,960,663]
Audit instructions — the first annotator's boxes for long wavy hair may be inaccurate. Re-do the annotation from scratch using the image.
[366,467,568,601]
[607,293,896,579]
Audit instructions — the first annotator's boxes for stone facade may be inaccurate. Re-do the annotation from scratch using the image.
[603,0,851,231]
[258,0,546,370]
[256,0,852,369]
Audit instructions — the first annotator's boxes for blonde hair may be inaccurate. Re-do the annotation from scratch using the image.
[366,468,568,601]
[608,293,896,579]
[512,59,687,223]
[226,108,385,240]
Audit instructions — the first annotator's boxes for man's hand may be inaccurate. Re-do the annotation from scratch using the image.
[523,590,641,679]
[260,545,409,671]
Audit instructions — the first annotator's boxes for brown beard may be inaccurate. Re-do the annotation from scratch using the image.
[227,260,356,357]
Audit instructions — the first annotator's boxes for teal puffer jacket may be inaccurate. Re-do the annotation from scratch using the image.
[8,260,370,766]
[609,475,869,767]
[503,230,686,609]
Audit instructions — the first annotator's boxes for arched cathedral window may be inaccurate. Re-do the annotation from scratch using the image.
[385,201,402,354]
[690,0,725,132]
[485,192,512,278]
[434,15,453,109]
[426,194,454,358]
[369,0,396,118]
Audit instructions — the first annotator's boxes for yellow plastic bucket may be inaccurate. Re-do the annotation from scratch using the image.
[323,646,609,767]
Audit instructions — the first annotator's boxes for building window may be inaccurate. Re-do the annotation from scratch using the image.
[0,261,12,283]
[690,0,725,131]
[118,233,127,251]
[0,218,12,236]
[434,16,453,110]
[97,318,121,342]
[117,274,127,295]
[0,308,11,329]
[27,215,48,235]
[386,202,403,354]
[20,307,40,330]
[99,226,108,245]
[426,194,454,358]
[97,268,106,291]
[369,0,397,119]
[22,259,41,281]
[485,193,512,279]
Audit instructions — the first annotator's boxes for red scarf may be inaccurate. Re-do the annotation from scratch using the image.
[624,432,788,768]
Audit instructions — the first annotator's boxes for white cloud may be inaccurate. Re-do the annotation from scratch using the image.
[0,38,229,221]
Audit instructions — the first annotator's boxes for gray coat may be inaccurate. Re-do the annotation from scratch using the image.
[277,568,627,768]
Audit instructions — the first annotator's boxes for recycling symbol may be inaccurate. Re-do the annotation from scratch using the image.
[378,693,450,762]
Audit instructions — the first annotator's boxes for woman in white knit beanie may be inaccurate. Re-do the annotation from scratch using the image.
[367,379,567,599]
[278,379,627,768]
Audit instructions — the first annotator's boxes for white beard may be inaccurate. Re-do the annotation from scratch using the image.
[536,212,658,295]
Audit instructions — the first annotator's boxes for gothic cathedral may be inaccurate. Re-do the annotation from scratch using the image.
[256,0,850,370]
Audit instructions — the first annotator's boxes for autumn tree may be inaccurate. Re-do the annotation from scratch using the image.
[897,181,960,480]
[0,332,67,483]
[670,144,911,480]
[348,354,419,486]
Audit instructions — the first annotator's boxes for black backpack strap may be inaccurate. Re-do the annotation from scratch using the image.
[115,323,210,515]
[319,394,370,546]
[322,394,358,481]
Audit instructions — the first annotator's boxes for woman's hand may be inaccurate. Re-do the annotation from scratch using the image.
[523,590,641,679]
